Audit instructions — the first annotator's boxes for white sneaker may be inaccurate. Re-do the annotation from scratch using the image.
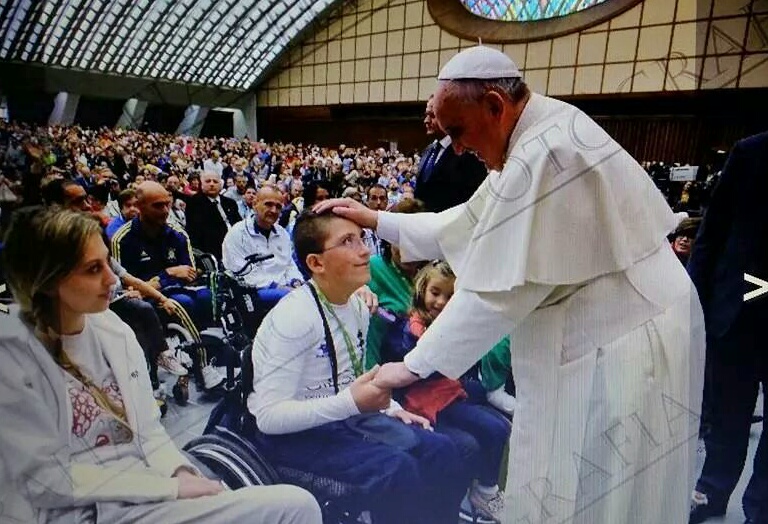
[153,383,167,400]
[468,485,504,523]
[215,366,241,380]
[178,350,193,368]
[157,349,188,376]
[459,492,498,524]
[202,364,226,390]
[487,387,517,416]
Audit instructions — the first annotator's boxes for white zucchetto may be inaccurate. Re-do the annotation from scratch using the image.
[437,45,522,81]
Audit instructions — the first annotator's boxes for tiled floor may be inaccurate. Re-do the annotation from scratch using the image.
[160,372,764,524]
[159,375,218,450]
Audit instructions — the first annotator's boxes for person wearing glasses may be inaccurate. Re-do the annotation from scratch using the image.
[669,217,701,266]
[315,46,705,524]
[41,178,93,212]
[248,210,471,524]
[361,185,388,256]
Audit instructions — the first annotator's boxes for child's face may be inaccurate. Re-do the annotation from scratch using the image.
[315,217,371,289]
[424,274,455,320]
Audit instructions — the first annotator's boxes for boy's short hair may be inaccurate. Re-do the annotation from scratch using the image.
[292,211,336,275]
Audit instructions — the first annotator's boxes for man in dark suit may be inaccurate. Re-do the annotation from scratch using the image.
[414,95,487,212]
[186,171,241,260]
[688,131,767,524]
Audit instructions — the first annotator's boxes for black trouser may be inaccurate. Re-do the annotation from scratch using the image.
[110,297,167,390]
[696,306,767,521]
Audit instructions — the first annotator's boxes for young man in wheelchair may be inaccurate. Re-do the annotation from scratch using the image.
[248,210,471,524]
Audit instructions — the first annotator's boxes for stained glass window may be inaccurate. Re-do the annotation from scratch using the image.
[461,0,611,22]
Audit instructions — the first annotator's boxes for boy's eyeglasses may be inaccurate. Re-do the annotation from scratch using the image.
[321,233,368,253]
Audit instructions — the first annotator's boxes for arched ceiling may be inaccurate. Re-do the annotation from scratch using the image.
[0,0,342,91]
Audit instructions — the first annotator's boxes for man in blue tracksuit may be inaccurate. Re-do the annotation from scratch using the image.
[112,182,212,340]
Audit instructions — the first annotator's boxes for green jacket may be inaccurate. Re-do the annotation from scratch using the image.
[481,336,511,391]
[365,255,413,369]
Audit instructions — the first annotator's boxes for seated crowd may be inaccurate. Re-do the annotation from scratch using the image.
[0,121,519,523]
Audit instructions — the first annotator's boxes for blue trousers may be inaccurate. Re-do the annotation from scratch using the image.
[262,415,470,524]
[256,285,291,306]
[436,400,511,487]
[161,286,213,337]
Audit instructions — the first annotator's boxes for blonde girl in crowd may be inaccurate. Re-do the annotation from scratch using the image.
[400,262,511,524]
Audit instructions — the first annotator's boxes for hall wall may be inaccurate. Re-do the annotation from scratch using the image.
[257,0,768,107]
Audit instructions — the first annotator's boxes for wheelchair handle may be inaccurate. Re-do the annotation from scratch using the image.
[232,253,274,276]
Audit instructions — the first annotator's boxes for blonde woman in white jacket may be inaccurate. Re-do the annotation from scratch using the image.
[0,207,322,524]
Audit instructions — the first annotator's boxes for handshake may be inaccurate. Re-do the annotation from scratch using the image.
[349,363,427,426]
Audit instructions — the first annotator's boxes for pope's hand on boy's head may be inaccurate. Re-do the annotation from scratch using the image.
[313,197,378,230]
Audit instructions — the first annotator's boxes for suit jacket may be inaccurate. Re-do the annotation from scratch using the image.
[186,192,241,260]
[687,131,768,340]
[0,307,192,523]
[414,140,488,212]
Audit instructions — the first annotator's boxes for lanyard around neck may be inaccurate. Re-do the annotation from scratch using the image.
[313,284,364,379]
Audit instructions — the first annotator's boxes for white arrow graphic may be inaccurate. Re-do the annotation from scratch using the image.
[744,273,768,302]
[0,284,8,314]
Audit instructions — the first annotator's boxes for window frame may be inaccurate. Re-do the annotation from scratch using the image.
[429,0,644,43]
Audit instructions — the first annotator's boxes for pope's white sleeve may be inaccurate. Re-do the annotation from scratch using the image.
[376,211,401,245]
[404,284,555,379]
[376,207,464,262]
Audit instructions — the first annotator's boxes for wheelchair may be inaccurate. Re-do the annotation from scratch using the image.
[184,342,372,523]
[163,250,276,404]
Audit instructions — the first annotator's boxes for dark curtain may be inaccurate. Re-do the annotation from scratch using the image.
[199,110,233,138]
[143,104,186,134]
[75,96,124,129]
[5,91,54,124]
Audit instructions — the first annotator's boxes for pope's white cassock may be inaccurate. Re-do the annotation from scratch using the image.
[375,47,705,524]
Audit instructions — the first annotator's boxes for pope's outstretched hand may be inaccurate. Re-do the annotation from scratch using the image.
[372,362,420,389]
[313,198,378,229]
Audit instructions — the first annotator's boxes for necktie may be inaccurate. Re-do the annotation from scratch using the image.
[214,199,231,229]
[422,143,442,184]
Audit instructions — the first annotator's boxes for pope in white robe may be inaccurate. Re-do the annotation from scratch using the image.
[317,46,705,524]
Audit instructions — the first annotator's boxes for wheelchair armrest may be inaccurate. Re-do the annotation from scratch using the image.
[193,250,219,274]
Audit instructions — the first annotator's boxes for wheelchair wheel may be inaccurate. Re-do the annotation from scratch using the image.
[183,433,278,489]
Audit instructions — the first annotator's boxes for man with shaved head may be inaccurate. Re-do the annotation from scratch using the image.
[112,181,216,385]
[222,185,304,315]
[113,181,198,290]
[186,170,241,260]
